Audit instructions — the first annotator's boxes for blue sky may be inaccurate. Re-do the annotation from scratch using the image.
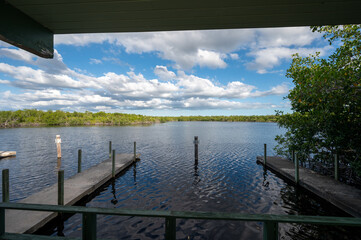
[0,27,331,116]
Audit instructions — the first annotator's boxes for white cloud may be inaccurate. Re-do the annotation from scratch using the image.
[89,58,102,64]
[54,27,325,72]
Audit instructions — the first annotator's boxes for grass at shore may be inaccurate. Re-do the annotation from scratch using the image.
[0,109,277,128]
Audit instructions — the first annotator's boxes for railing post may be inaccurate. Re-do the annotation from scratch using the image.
[165,217,176,240]
[295,152,299,185]
[0,207,4,237]
[134,141,136,162]
[78,149,82,173]
[334,153,339,181]
[112,149,115,178]
[109,141,112,158]
[82,213,97,240]
[264,144,267,165]
[58,170,64,205]
[2,169,9,203]
[263,221,278,240]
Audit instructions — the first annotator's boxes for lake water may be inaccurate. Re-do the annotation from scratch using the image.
[0,122,359,239]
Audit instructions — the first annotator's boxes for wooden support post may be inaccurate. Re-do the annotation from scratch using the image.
[194,136,199,162]
[263,221,278,240]
[82,213,97,240]
[0,207,4,236]
[165,216,176,240]
[334,154,339,181]
[109,141,112,159]
[292,150,295,163]
[112,150,115,178]
[55,135,62,159]
[58,170,64,206]
[295,152,299,185]
[134,141,136,162]
[2,169,9,203]
[78,149,82,173]
[264,144,267,165]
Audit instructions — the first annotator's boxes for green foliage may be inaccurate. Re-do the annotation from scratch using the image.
[275,25,361,173]
[0,110,277,128]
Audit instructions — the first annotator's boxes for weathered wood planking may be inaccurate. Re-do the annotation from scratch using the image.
[257,156,361,217]
[6,153,140,234]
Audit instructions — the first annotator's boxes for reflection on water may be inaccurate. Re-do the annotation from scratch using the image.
[1,122,360,239]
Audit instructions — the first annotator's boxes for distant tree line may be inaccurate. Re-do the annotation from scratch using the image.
[0,109,277,128]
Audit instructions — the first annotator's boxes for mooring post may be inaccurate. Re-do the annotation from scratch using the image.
[334,153,339,181]
[78,149,82,173]
[134,141,136,162]
[112,149,115,178]
[109,141,112,159]
[264,144,267,165]
[55,135,62,159]
[2,169,9,202]
[58,170,64,206]
[194,136,199,162]
[295,152,299,185]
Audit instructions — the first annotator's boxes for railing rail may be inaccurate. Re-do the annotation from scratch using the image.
[1,202,361,240]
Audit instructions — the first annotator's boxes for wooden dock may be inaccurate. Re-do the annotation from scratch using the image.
[5,153,140,234]
[0,151,16,158]
[257,156,361,217]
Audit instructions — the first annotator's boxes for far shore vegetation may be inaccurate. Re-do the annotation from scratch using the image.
[0,109,278,128]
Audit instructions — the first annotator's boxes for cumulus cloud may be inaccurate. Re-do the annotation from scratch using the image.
[55,27,325,72]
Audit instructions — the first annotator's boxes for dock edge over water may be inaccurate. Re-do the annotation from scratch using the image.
[257,156,361,218]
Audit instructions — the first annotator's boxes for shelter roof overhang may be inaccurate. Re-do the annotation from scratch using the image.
[1,0,361,58]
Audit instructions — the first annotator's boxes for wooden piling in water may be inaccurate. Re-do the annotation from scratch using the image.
[58,170,64,206]
[194,136,199,161]
[294,152,299,185]
[264,144,267,165]
[109,141,112,159]
[55,135,62,159]
[78,149,82,173]
[134,141,136,162]
[334,154,339,181]
[112,150,115,178]
[2,169,9,203]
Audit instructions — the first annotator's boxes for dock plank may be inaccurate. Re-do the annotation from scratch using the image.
[6,153,140,234]
[257,156,361,217]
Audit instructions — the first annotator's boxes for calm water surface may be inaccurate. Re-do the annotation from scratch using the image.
[0,122,359,239]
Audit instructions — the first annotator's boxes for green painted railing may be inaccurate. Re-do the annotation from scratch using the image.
[1,202,361,240]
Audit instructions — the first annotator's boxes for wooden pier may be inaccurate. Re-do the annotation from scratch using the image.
[257,156,361,217]
[0,151,16,158]
[5,153,140,234]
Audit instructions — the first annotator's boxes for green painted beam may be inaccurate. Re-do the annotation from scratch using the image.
[0,0,53,58]
[1,202,361,227]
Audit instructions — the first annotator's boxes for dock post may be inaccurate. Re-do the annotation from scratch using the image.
[292,150,295,163]
[194,136,199,162]
[2,169,9,202]
[134,141,136,162]
[264,144,267,165]
[109,141,112,159]
[334,154,339,181]
[58,170,64,206]
[78,149,82,173]
[55,135,62,159]
[112,150,115,178]
[295,152,299,185]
